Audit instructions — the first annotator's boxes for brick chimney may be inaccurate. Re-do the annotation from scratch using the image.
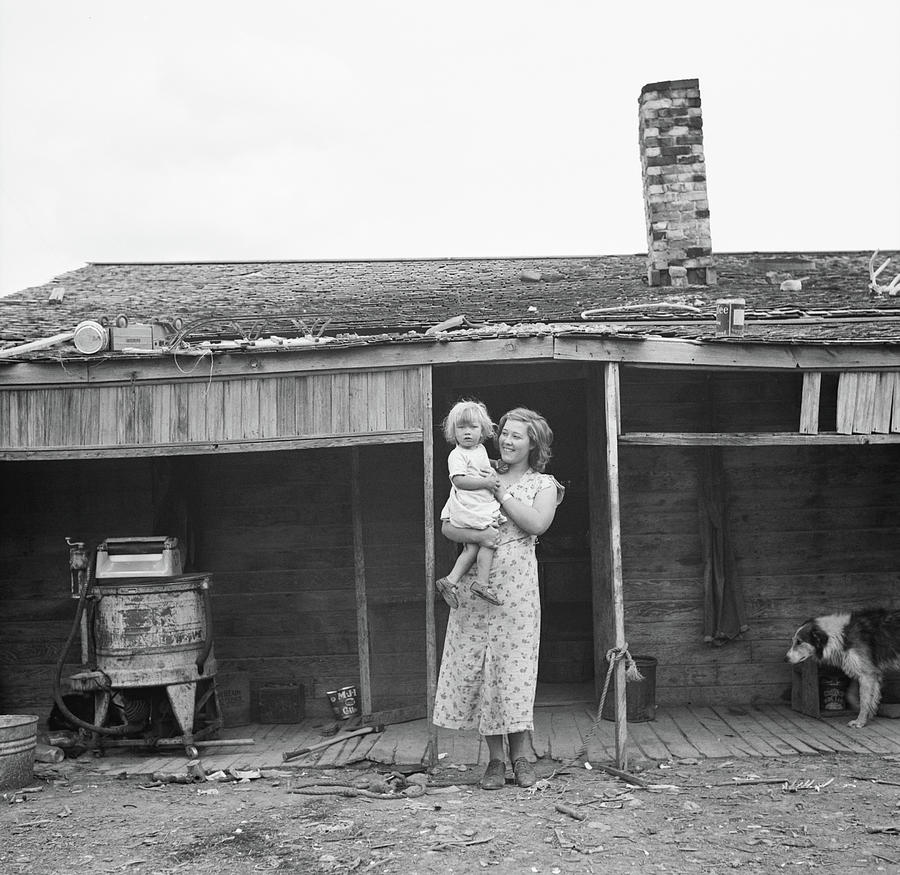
[639,78,716,287]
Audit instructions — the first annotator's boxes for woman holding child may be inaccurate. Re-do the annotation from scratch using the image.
[433,406,564,790]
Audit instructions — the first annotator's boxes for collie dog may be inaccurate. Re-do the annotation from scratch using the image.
[786,609,900,728]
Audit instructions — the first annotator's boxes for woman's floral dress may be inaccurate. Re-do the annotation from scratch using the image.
[433,470,564,735]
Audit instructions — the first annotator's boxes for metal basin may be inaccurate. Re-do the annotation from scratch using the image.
[92,573,216,687]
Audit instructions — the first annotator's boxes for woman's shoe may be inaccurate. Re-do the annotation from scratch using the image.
[513,757,536,788]
[480,759,507,790]
[435,577,459,609]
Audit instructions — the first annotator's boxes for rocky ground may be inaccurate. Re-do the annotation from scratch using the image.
[2,752,900,873]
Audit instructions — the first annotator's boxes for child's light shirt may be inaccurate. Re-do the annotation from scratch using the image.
[440,444,503,530]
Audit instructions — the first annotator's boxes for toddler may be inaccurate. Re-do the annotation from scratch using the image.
[436,399,504,608]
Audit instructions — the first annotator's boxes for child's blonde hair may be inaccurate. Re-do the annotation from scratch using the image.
[442,399,495,445]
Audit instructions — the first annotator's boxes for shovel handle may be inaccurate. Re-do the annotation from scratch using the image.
[282,724,382,761]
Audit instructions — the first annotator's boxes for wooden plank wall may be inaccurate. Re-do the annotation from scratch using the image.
[0,444,427,721]
[0,368,422,449]
[196,444,427,719]
[0,459,157,718]
[618,368,900,707]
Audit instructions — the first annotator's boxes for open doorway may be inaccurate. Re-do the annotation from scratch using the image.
[433,364,595,707]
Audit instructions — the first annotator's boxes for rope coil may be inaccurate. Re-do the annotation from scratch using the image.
[609,645,645,684]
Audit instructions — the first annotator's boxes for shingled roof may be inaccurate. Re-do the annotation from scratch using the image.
[1,250,898,358]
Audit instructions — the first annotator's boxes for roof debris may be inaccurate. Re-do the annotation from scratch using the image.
[581,301,703,320]
[0,251,897,360]
[868,250,900,297]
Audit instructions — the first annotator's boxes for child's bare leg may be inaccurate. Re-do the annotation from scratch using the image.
[439,524,500,609]
[446,543,478,585]
[474,545,495,588]
[470,544,502,606]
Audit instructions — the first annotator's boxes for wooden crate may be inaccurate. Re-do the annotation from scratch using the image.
[790,661,853,719]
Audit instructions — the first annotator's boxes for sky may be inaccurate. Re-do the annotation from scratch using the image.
[0,0,898,297]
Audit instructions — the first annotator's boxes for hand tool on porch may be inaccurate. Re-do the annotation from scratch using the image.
[342,704,426,731]
[318,703,426,736]
[282,724,384,761]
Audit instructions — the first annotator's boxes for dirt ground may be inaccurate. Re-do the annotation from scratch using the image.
[2,751,900,874]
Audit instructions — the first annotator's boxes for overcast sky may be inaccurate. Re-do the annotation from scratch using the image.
[1,0,898,297]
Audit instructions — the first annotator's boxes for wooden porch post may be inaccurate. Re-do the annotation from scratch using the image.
[351,447,373,715]
[587,362,629,769]
[422,365,438,765]
[603,362,628,768]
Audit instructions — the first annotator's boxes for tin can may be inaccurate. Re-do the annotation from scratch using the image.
[326,685,360,720]
[715,298,745,337]
[822,676,845,711]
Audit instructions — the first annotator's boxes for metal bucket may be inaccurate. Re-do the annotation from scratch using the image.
[0,715,38,791]
[821,675,845,711]
[92,573,216,687]
[601,656,658,723]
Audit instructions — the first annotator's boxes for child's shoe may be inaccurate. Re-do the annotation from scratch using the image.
[470,580,503,606]
[436,576,459,609]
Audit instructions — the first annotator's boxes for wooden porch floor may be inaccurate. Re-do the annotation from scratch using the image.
[80,701,900,778]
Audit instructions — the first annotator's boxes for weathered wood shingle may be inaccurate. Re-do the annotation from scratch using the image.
[1,251,897,351]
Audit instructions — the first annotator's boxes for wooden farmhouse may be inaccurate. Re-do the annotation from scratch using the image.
[1,81,898,759]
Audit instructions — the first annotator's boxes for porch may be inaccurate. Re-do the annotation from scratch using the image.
[78,699,900,779]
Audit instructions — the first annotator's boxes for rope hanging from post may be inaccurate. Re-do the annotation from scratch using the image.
[545,643,647,782]
[574,644,642,763]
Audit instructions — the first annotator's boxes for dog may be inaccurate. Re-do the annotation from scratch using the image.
[786,609,900,728]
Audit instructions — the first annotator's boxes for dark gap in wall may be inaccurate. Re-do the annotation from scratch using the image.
[819,373,839,433]
[433,367,593,687]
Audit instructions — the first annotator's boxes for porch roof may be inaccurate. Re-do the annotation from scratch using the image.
[1,251,898,361]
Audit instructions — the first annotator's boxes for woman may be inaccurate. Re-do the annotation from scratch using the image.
[433,407,564,789]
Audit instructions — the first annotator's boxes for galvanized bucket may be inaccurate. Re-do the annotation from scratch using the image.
[0,715,38,791]
[601,656,658,723]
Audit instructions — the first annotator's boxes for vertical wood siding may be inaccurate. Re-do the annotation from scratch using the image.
[836,371,900,435]
[0,368,422,450]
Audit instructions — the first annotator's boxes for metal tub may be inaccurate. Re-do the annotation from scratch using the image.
[92,573,216,687]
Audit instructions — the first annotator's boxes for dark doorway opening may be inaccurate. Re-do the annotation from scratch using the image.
[432,365,595,704]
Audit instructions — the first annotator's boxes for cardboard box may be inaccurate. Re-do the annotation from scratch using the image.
[256,684,305,723]
[217,672,252,727]
[110,325,154,350]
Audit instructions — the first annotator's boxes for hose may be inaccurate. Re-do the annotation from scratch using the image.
[195,576,214,676]
[52,558,143,737]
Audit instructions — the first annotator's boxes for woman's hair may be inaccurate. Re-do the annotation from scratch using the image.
[442,399,495,445]
[495,407,553,471]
